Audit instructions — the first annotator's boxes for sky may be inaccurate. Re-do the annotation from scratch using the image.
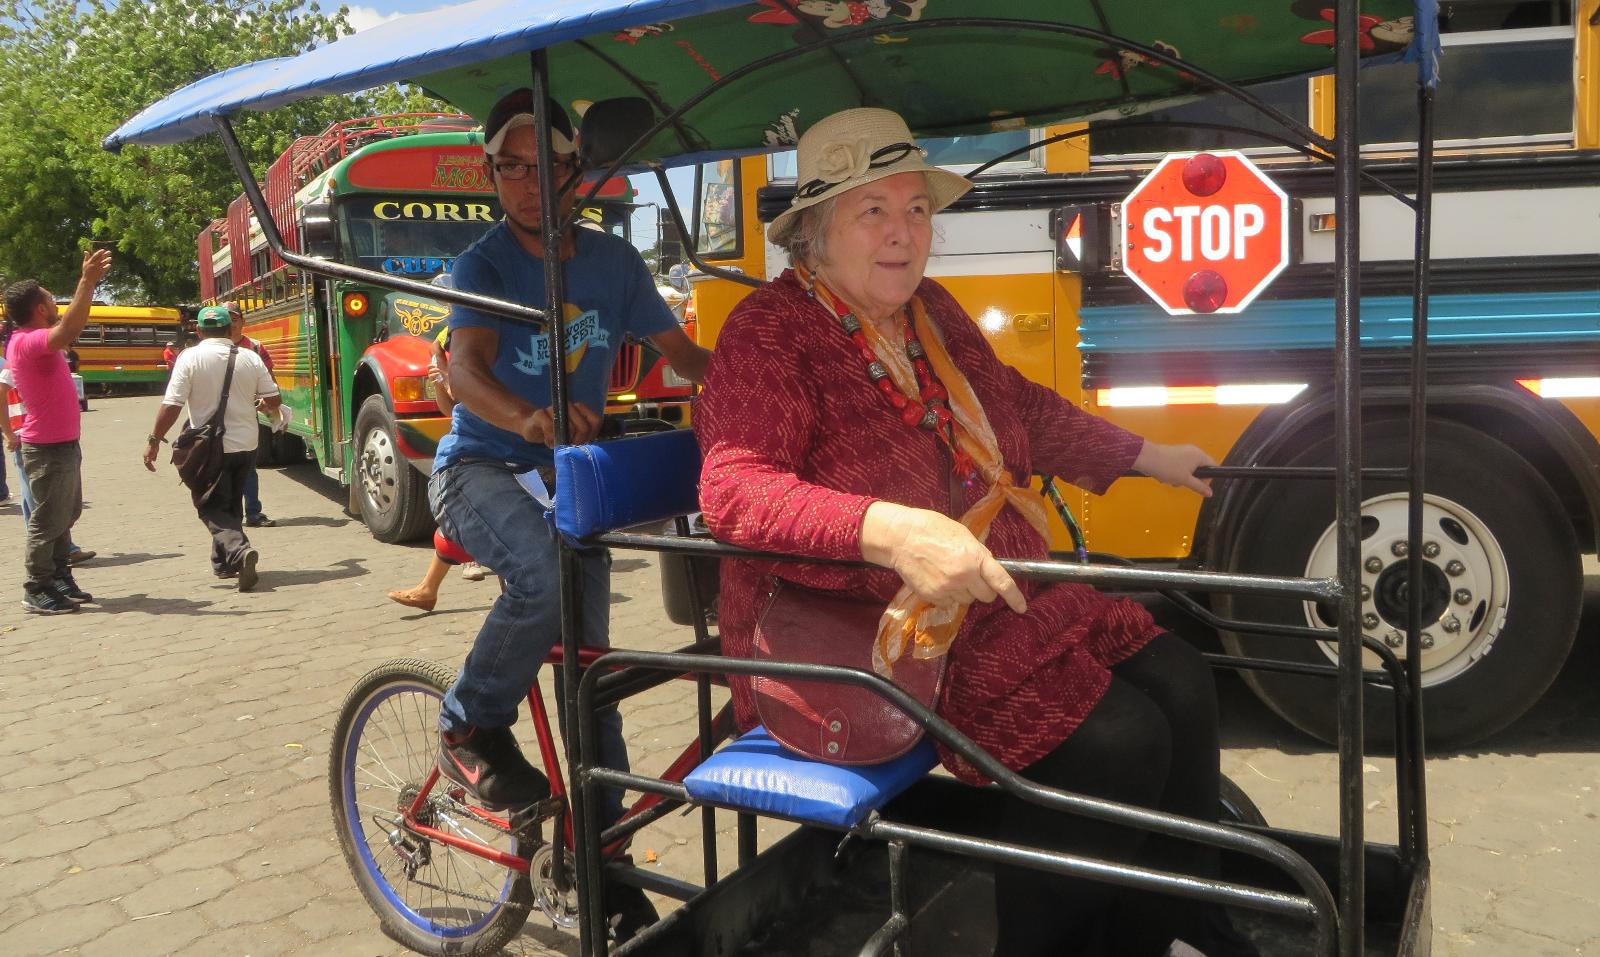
[342,1,698,254]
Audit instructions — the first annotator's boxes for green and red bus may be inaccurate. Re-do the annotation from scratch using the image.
[200,113,692,542]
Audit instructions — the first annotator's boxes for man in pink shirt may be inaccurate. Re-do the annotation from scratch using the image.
[1,248,112,614]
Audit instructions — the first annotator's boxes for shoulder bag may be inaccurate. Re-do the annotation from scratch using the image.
[751,449,965,765]
[171,344,238,506]
[752,580,947,765]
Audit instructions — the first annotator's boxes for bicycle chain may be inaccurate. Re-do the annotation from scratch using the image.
[404,875,532,911]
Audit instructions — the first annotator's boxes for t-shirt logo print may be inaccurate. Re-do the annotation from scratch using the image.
[512,302,611,376]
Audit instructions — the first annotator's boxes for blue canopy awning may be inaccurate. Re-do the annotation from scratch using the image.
[104,0,743,150]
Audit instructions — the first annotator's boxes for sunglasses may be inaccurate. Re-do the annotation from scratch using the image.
[492,157,578,181]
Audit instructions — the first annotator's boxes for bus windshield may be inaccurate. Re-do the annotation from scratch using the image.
[340,194,504,279]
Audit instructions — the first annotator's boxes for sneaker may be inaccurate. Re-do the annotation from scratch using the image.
[21,587,77,615]
[459,561,487,582]
[438,726,550,811]
[237,549,260,592]
[67,549,96,565]
[245,514,275,528]
[49,575,93,604]
[605,873,659,943]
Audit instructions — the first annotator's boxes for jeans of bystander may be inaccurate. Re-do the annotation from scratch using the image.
[242,465,264,519]
[20,441,82,590]
[12,448,80,554]
[429,460,629,824]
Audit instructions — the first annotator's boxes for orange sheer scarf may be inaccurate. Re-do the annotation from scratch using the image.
[795,265,1050,676]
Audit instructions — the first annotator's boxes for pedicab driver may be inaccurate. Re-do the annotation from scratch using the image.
[429,88,710,937]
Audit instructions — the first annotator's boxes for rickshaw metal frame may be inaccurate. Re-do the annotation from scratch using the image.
[190,5,1439,955]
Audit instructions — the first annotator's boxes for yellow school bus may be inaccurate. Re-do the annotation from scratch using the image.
[684,4,1600,750]
[64,304,185,391]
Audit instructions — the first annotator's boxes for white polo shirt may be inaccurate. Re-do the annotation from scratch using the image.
[162,337,279,454]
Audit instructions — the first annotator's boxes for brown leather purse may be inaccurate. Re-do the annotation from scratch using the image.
[751,580,947,765]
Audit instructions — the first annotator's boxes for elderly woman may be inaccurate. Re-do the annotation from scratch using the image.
[694,109,1255,956]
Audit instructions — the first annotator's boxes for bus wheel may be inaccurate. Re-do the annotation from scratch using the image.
[1217,418,1580,751]
[354,395,434,543]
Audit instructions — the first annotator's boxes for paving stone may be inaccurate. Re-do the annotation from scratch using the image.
[233,834,342,878]
[76,909,212,957]
[120,865,237,914]
[72,827,182,869]
[33,786,138,825]
[4,900,126,956]
[168,921,319,957]
[1,817,109,861]
[30,861,154,910]
[199,872,326,927]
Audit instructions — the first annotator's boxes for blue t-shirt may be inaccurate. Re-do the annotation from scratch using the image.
[433,222,677,470]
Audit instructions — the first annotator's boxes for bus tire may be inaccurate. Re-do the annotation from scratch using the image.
[354,395,434,543]
[1216,418,1580,751]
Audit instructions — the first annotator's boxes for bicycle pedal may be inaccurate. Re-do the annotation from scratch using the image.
[510,796,566,834]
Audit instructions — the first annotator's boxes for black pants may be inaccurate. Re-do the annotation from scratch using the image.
[993,632,1246,957]
[199,450,256,575]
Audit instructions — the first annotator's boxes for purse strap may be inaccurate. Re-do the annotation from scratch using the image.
[208,345,238,436]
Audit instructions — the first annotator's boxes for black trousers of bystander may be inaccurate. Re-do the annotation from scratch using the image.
[199,449,257,576]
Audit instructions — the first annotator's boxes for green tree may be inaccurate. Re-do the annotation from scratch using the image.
[0,0,443,304]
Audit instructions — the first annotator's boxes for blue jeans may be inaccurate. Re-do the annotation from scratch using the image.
[430,461,628,823]
[243,466,263,518]
[12,448,77,554]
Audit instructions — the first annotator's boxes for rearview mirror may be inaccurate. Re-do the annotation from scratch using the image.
[579,97,656,169]
[301,201,337,259]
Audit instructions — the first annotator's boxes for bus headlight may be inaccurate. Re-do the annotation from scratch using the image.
[392,376,427,402]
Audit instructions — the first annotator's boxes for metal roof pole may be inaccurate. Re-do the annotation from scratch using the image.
[1401,77,1436,872]
[1332,1,1366,955]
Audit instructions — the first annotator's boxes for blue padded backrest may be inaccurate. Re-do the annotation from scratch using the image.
[683,727,939,828]
[553,428,702,542]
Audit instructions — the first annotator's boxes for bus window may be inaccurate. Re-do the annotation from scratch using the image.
[339,195,504,278]
[693,159,741,258]
[1090,75,1311,160]
[921,130,1038,172]
[1357,27,1575,149]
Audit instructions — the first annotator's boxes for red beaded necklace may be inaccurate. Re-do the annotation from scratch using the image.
[804,273,977,483]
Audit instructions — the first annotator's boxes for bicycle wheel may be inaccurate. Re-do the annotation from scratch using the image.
[330,658,534,955]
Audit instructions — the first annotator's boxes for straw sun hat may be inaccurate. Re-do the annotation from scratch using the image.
[768,108,972,246]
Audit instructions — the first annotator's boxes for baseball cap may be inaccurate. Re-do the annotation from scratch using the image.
[196,304,234,328]
[483,89,576,157]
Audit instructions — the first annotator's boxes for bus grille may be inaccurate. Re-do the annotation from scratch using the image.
[610,341,641,393]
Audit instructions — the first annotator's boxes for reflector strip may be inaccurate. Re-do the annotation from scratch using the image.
[1516,377,1600,398]
[1096,383,1307,408]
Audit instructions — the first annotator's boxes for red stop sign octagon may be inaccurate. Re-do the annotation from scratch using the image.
[1121,151,1290,316]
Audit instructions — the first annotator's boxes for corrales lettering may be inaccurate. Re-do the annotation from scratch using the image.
[372,201,495,222]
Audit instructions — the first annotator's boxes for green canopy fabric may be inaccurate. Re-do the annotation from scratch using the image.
[413,0,1419,164]
[108,0,1425,163]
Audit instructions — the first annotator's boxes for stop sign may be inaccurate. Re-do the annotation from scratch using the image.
[1120,151,1290,315]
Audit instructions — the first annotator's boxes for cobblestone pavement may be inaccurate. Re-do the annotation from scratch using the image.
[2,395,1597,956]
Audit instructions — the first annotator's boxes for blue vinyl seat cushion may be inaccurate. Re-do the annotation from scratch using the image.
[683,727,939,828]
[552,428,702,542]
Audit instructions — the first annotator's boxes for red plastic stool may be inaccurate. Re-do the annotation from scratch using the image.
[433,529,476,567]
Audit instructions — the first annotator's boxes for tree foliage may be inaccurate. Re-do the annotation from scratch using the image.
[0,0,447,304]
